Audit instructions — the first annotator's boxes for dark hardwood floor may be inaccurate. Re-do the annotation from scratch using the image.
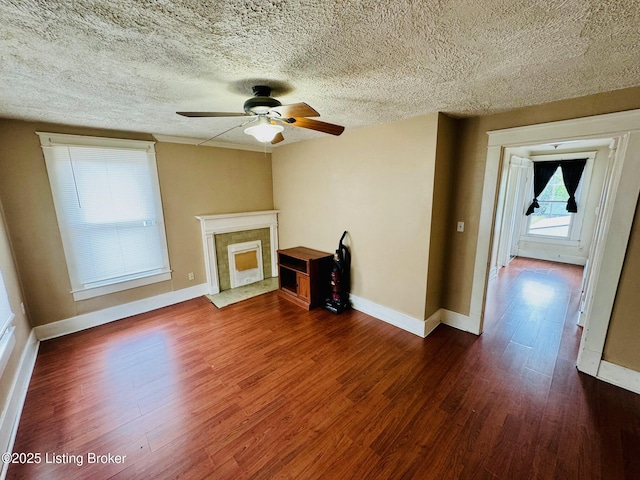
[8,257,640,479]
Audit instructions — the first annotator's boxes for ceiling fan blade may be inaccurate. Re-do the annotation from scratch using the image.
[270,103,320,118]
[286,117,345,136]
[271,132,285,145]
[177,112,248,118]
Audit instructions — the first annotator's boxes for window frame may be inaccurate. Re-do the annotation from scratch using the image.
[526,167,575,239]
[522,151,596,243]
[37,132,172,301]
[0,268,14,337]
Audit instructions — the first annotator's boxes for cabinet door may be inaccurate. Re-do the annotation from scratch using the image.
[296,273,310,302]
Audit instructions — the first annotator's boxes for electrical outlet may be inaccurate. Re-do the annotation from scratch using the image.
[457,221,465,232]
[188,272,194,281]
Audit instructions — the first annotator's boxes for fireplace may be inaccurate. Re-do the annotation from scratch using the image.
[228,240,264,288]
[196,211,279,294]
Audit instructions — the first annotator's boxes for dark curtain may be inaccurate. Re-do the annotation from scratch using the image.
[525,161,560,215]
[560,159,587,212]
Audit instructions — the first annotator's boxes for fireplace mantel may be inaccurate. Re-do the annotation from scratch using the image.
[196,210,279,294]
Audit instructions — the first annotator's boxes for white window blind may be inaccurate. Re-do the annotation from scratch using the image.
[0,268,16,378]
[0,269,14,334]
[38,133,171,300]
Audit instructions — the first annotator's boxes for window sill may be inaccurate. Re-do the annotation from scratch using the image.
[71,271,172,301]
[521,235,580,246]
[0,325,16,378]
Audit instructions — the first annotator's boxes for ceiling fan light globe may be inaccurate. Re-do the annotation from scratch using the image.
[244,122,284,143]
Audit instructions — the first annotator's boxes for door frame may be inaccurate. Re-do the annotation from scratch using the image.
[470,109,640,378]
[492,153,531,277]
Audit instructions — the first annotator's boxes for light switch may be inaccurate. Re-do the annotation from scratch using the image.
[457,221,464,232]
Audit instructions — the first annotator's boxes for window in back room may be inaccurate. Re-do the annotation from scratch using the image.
[527,166,574,238]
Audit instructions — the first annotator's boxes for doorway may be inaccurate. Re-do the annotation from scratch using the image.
[491,139,611,278]
[469,109,640,383]
[485,138,616,353]
[484,257,584,377]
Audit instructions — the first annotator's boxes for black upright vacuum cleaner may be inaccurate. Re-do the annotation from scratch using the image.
[325,231,351,313]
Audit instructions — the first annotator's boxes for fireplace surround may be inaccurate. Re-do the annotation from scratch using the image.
[196,210,279,294]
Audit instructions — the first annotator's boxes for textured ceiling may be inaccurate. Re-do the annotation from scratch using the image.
[1,0,639,147]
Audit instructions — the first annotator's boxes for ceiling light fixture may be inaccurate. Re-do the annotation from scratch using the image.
[244,116,283,143]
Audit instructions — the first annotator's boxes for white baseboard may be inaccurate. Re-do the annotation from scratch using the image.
[0,330,39,480]
[347,295,484,339]
[576,346,601,376]
[517,250,587,266]
[441,309,481,335]
[34,283,209,341]
[489,266,498,280]
[349,294,435,338]
[424,309,442,337]
[597,360,640,395]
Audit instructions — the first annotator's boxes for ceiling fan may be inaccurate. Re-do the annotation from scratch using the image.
[177,85,345,145]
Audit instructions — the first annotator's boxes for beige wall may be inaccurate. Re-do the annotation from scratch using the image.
[273,113,440,320]
[444,85,640,315]
[154,142,273,291]
[425,114,457,320]
[0,200,32,417]
[444,85,640,369]
[603,201,640,371]
[0,119,273,326]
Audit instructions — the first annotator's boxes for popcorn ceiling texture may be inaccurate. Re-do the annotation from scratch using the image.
[1,0,639,146]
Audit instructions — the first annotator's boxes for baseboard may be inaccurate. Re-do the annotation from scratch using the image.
[489,266,498,280]
[517,250,587,266]
[424,309,442,337]
[349,294,434,338]
[0,330,39,480]
[441,309,481,335]
[576,347,601,376]
[597,360,640,395]
[347,296,483,339]
[34,283,209,341]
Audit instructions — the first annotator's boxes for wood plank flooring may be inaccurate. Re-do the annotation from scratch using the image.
[8,257,640,479]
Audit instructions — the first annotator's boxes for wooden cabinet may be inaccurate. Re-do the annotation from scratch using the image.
[296,273,310,302]
[277,247,332,310]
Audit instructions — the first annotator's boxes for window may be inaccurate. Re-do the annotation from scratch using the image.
[38,133,171,301]
[0,268,14,335]
[527,167,573,237]
[524,152,595,241]
[0,268,16,377]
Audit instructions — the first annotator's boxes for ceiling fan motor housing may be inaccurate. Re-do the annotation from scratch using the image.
[243,86,282,115]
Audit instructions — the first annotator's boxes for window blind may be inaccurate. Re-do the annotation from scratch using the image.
[0,269,16,378]
[0,269,14,333]
[40,134,171,298]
